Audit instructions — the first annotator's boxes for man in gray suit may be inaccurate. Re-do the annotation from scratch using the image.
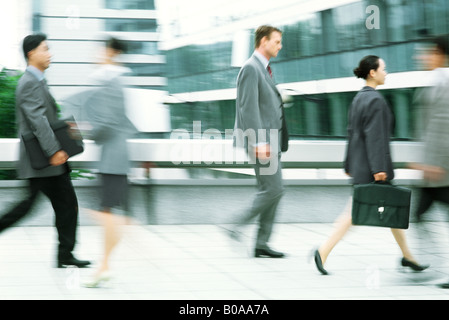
[231,25,288,258]
[0,34,90,268]
[411,36,449,288]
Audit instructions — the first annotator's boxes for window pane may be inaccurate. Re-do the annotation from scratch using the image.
[124,41,160,55]
[105,0,155,10]
[124,63,165,76]
[105,19,157,32]
[424,0,448,35]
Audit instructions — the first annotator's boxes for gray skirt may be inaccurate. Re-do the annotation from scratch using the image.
[100,174,129,213]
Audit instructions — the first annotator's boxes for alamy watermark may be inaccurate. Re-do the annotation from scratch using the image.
[65,265,80,290]
[169,121,280,176]
[65,5,80,30]
[366,5,380,30]
[365,265,381,290]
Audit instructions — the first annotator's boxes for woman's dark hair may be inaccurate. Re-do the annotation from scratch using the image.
[353,55,380,79]
[106,37,127,53]
[22,33,47,61]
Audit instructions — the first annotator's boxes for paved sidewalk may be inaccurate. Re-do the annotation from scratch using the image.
[0,221,449,300]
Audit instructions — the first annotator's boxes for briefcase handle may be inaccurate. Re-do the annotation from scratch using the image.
[372,180,392,186]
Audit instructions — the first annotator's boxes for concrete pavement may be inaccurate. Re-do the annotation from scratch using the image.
[1,220,449,300]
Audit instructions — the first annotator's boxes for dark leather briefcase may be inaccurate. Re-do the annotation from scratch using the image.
[22,116,84,170]
[352,182,411,229]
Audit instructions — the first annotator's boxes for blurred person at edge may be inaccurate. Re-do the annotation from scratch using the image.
[312,55,429,276]
[410,36,449,289]
[64,37,137,287]
[0,33,90,269]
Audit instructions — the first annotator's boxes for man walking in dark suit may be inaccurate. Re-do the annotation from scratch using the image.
[231,25,289,258]
[0,34,90,268]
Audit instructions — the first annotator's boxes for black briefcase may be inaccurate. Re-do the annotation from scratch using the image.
[22,117,84,170]
[352,182,411,229]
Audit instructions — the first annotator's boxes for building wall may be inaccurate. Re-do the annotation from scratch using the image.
[0,0,33,70]
[32,0,169,133]
[165,0,449,140]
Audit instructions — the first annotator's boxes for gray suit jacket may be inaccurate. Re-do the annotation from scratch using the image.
[414,70,449,187]
[88,80,137,175]
[344,86,395,184]
[234,54,286,154]
[16,70,66,179]
[63,66,137,175]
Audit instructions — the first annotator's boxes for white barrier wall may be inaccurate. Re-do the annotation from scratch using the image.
[0,139,424,169]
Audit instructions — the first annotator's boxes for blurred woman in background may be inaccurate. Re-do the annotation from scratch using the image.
[64,37,137,287]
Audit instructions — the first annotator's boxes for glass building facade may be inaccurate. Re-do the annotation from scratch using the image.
[166,0,449,141]
[31,0,165,98]
[105,0,155,10]
[27,0,170,135]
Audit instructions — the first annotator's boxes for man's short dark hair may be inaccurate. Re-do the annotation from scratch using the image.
[254,25,282,49]
[106,37,127,53]
[23,33,47,61]
[434,35,449,56]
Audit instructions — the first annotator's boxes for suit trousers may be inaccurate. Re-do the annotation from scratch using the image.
[415,186,449,217]
[0,172,78,260]
[239,154,284,249]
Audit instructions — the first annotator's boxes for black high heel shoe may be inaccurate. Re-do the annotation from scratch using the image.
[401,258,429,272]
[312,249,328,275]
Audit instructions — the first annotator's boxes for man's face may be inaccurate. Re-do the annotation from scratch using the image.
[28,41,52,71]
[426,48,446,70]
[262,31,282,59]
[372,58,387,85]
[415,45,446,71]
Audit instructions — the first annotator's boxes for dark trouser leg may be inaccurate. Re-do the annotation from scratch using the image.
[429,187,449,204]
[239,155,284,249]
[416,187,449,218]
[255,194,282,249]
[0,181,40,232]
[254,157,284,249]
[415,188,434,218]
[34,173,79,260]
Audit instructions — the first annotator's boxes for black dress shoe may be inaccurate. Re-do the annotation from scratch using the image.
[57,257,91,268]
[401,258,429,272]
[255,247,285,258]
[313,249,328,275]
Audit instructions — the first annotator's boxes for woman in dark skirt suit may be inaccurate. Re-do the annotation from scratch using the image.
[312,55,428,275]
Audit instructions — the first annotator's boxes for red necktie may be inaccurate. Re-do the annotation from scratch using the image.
[267,65,272,78]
